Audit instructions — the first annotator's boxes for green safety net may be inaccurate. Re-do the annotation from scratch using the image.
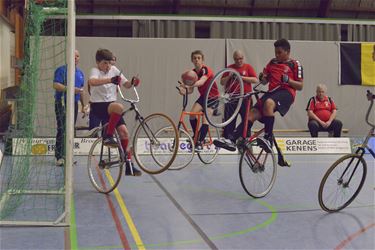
[0,0,69,224]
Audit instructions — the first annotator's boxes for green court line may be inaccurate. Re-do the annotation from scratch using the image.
[70,195,79,250]
[76,189,278,249]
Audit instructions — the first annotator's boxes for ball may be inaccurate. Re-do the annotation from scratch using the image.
[181,70,198,86]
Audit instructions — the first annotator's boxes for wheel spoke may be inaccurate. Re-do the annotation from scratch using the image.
[204,68,244,128]
[87,137,123,194]
[318,154,367,212]
[133,113,179,174]
[239,145,277,198]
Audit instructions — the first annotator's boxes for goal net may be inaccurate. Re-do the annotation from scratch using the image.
[0,0,73,226]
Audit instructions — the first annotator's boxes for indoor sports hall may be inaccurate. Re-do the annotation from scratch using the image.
[0,1,374,250]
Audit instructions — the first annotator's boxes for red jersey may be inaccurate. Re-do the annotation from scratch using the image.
[306,96,337,122]
[193,65,219,98]
[263,58,303,100]
[225,63,257,93]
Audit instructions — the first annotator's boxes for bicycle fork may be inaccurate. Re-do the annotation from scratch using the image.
[339,148,365,188]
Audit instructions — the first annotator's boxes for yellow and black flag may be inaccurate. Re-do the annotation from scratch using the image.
[340,43,375,86]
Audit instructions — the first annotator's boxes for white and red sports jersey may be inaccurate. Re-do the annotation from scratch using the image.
[306,95,337,122]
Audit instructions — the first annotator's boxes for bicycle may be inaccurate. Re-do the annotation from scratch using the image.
[87,84,179,193]
[318,90,375,212]
[168,85,220,170]
[203,68,290,198]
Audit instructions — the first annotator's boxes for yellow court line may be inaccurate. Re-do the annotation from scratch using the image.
[105,170,146,250]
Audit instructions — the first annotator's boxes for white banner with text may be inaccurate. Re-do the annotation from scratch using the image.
[11,137,351,156]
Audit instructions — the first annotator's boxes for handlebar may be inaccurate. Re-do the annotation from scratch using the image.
[176,81,189,110]
[365,90,375,128]
[114,69,140,104]
[117,84,140,104]
[239,82,268,101]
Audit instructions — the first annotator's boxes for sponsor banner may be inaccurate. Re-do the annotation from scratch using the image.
[12,138,101,156]
[135,138,238,155]
[276,137,351,154]
[12,137,351,155]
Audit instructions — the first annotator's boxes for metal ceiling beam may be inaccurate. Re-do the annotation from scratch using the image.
[172,0,180,14]
[248,0,256,16]
[356,0,362,18]
[317,0,332,18]
[332,6,375,14]
[75,2,375,14]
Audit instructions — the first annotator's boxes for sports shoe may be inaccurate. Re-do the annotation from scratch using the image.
[56,158,65,167]
[103,136,117,148]
[236,137,250,154]
[213,138,236,152]
[125,161,142,176]
[256,136,273,153]
[195,142,203,152]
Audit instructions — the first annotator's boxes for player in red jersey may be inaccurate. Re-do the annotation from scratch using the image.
[252,38,304,152]
[306,84,342,137]
[178,50,219,152]
[214,50,258,151]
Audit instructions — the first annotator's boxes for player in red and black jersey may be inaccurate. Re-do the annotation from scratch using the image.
[177,50,219,151]
[251,38,304,152]
[306,84,343,137]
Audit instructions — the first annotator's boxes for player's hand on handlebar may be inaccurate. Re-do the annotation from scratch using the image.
[259,72,268,85]
[111,75,121,85]
[229,73,238,81]
[177,85,186,95]
[366,90,375,100]
[131,76,140,87]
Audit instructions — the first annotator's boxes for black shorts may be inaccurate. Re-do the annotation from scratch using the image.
[196,95,218,109]
[254,89,293,117]
[89,102,126,129]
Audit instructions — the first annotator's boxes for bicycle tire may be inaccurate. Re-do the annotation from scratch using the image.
[168,127,195,170]
[318,154,367,212]
[133,113,179,174]
[87,136,124,194]
[197,126,220,164]
[204,68,244,128]
[239,143,277,198]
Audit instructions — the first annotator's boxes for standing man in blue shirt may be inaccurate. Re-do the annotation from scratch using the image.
[53,50,85,166]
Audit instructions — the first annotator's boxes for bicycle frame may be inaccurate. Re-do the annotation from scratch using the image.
[97,85,167,167]
[98,140,123,169]
[339,94,375,186]
[117,85,161,150]
[318,91,375,212]
[176,86,215,147]
[236,84,289,166]
[359,90,375,158]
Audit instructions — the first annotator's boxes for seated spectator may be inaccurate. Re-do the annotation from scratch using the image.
[306,84,343,137]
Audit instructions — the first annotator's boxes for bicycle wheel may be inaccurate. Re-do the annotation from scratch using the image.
[239,142,277,198]
[204,68,244,128]
[168,127,195,170]
[318,154,367,212]
[133,113,179,174]
[197,126,220,164]
[87,136,124,194]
